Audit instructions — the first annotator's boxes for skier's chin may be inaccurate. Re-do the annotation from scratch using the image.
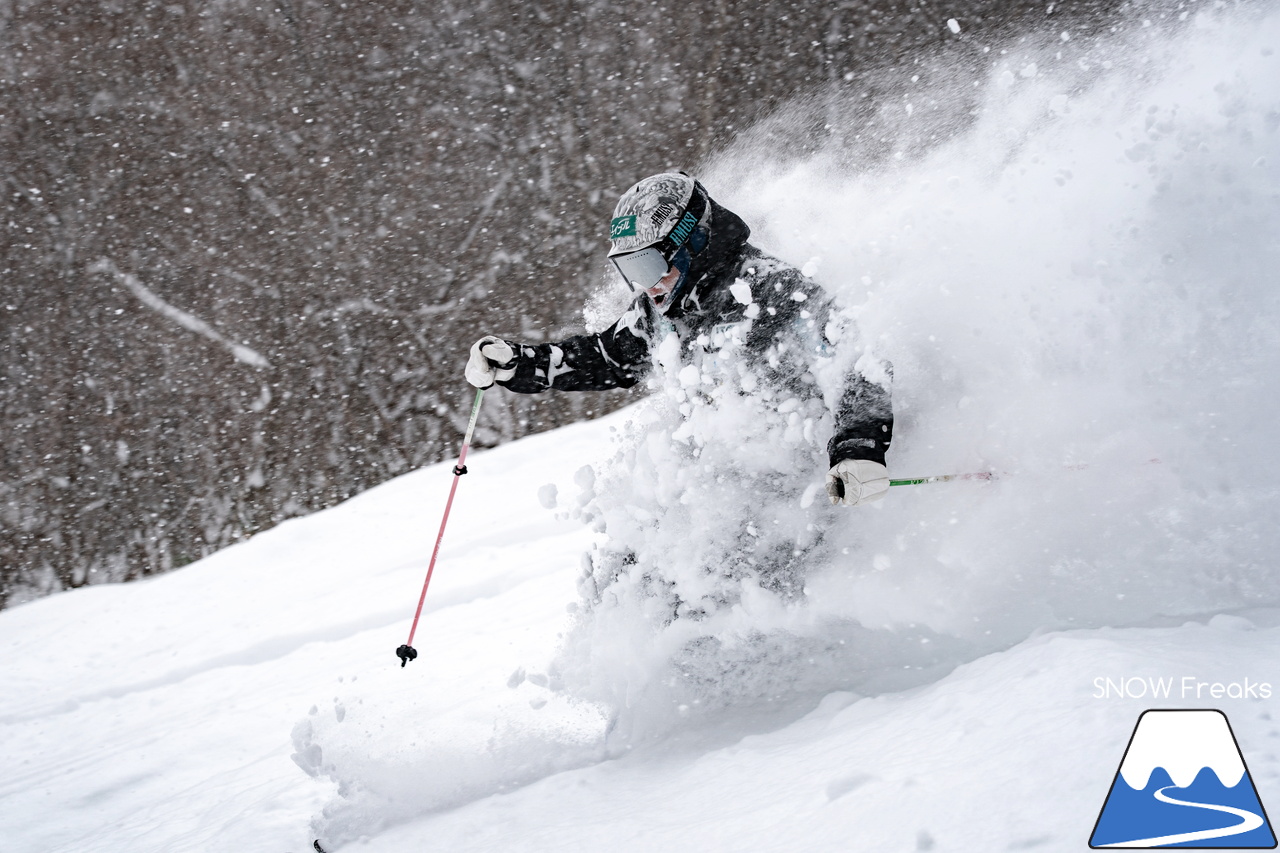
[652,293,679,315]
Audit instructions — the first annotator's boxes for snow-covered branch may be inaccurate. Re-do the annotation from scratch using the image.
[90,259,272,370]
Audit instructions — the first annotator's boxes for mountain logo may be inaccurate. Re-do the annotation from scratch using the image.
[1090,709,1277,848]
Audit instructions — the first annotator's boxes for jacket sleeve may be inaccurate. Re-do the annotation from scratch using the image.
[497,296,655,393]
[817,286,892,468]
[745,257,893,468]
[827,369,893,468]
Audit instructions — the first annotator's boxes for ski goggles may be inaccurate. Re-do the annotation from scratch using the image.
[611,247,673,292]
[612,244,695,294]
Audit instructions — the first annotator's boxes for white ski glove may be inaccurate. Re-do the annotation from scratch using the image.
[465,335,517,389]
[826,459,890,507]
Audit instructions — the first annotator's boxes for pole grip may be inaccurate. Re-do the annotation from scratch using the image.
[461,387,485,447]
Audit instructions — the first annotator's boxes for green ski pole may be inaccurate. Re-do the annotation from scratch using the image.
[889,471,996,487]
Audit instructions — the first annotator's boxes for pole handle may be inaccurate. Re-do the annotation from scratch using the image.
[460,386,485,446]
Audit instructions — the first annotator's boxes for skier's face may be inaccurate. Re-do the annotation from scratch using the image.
[645,264,682,309]
[611,242,692,313]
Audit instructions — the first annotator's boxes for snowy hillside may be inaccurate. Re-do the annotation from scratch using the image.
[4,6,1280,853]
[4,407,1280,853]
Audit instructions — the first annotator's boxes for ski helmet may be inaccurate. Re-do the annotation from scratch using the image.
[608,172,712,310]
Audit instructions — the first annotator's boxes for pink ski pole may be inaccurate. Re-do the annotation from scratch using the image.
[397,387,485,667]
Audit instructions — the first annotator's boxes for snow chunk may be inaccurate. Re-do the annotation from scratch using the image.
[947,18,961,34]
[729,281,754,305]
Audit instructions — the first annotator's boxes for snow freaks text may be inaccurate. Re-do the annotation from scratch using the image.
[1092,677,1274,701]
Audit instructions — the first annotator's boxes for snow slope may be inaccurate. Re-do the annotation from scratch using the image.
[0,414,610,853]
[3,401,1280,853]
[3,5,1280,853]
[4,408,1280,853]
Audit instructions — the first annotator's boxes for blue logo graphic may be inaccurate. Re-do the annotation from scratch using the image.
[1090,709,1276,848]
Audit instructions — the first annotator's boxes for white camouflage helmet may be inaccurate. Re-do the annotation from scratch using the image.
[607,172,711,295]
[608,172,697,255]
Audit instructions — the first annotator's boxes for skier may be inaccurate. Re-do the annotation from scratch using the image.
[465,171,893,506]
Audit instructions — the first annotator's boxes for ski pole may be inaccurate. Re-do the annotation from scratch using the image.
[397,386,485,668]
[889,471,996,487]
[890,457,1159,488]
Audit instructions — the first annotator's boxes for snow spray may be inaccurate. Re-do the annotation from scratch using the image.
[560,3,1280,733]
[303,8,1280,843]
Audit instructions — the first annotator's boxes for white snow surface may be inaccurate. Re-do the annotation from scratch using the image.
[5,7,1280,852]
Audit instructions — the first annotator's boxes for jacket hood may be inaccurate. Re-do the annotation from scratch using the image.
[667,196,751,318]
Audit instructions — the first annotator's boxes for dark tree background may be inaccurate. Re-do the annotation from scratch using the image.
[0,0,1125,607]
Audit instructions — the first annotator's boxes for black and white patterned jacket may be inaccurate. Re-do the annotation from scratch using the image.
[493,241,893,469]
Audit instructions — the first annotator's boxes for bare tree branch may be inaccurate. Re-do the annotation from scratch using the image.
[90,259,273,370]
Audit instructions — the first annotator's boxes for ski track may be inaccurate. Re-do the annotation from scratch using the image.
[0,611,405,725]
[0,520,587,723]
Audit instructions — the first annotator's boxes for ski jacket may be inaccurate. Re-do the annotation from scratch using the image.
[492,244,893,469]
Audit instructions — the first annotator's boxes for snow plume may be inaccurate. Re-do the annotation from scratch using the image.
[305,7,1280,841]
[292,673,609,843]
[555,6,1280,741]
